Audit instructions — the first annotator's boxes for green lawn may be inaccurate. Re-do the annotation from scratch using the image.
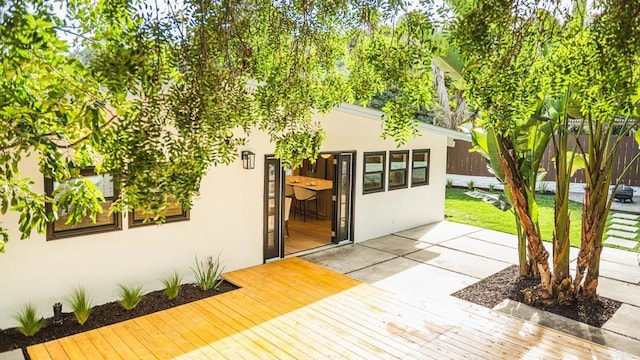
[445,188,584,247]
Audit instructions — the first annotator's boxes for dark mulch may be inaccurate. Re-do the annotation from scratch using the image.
[0,281,238,354]
[452,265,622,327]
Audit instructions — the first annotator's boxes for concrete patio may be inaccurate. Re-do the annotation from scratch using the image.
[301,220,640,356]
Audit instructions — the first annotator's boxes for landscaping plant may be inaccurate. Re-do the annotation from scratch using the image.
[191,255,225,291]
[13,303,43,336]
[118,284,144,310]
[161,272,182,300]
[67,287,93,325]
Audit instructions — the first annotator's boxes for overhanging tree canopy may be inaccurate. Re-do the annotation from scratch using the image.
[0,0,405,250]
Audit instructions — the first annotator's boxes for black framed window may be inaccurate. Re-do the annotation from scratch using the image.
[388,150,409,190]
[363,152,386,194]
[45,167,121,240]
[411,149,430,187]
[129,197,190,228]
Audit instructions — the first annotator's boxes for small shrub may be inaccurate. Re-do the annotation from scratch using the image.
[446,179,453,188]
[118,284,144,310]
[537,181,550,194]
[161,272,182,300]
[466,180,475,190]
[14,303,43,336]
[191,254,225,291]
[488,184,495,192]
[67,287,93,325]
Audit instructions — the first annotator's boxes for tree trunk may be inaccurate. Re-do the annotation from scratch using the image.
[514,214,530,277]
[552,132,573,303]
[573,123,611,300]
[575,171,609,299]
[497,136,553,301]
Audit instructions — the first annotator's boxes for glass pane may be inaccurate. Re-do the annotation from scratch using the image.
[390,153,407,170]
[268,181,275,197]
[364,155,383,172]
[133,197,184,221]
[267,215,274,232]
[412,168,427,184]
[54,201,115,231]
[413,152,428,168]
[389,169,406,188]
[339,160,349,237]
[267,231,275,248]
[363,173,382,191]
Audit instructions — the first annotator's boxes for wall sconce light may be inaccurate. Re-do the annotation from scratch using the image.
[53,302,63,325]
[241,151,255,170]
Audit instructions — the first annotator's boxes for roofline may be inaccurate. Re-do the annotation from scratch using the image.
[336,103,471,142]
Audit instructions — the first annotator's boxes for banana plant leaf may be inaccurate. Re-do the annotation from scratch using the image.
[464,189,512,211]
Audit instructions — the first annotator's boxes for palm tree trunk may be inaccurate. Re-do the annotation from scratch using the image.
[576,170,609,300]
[573,121,612,300]
[514,214,530,276]
[552,132,573,303]
[432,61,453,128]
[497,136,553,302]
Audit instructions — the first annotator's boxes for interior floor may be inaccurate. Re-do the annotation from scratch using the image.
[285,215,332,255]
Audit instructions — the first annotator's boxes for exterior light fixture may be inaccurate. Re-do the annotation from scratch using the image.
[53,302,63,325]
[320,153,332,159]
[241,151,255,170]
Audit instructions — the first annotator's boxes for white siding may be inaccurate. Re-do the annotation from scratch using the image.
[0,106,447,328]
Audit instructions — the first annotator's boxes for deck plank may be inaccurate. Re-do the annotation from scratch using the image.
[28,257,639,360]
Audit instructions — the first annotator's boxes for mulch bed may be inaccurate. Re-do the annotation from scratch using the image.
[0,281,238,355]
[452,265,622,327]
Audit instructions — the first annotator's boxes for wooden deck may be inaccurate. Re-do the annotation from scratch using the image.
[28,258,637,359]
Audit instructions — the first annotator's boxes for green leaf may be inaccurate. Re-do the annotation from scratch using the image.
[464,190,512,211]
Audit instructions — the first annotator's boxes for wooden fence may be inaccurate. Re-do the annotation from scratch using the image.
[447,135,640,186]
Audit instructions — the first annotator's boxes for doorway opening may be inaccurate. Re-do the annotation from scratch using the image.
[264,152,355,261]
[284,154,334,255]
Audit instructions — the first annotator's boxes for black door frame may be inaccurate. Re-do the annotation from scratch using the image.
[263,156,284,261]
[331,151,356,244]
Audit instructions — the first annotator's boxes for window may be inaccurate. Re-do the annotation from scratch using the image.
[388,150,409,190]
[129,197,190,228]
[411,149,430,187]
[45,168,121,240]
[363,152,386,194]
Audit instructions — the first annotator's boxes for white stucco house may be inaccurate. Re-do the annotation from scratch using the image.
[0,103,467,329]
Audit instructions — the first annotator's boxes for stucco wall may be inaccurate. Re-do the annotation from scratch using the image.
[0,106,447,328]
[318,107,447,241]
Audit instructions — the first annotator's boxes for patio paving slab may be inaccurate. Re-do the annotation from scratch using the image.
[603,304,640,342]
[0,350,24,360]
[569,259,640,284]
[609,223,639,233]
[394,221,482,244]
[612,213,640,220]
[601,246,640,266]
[606,236,639,249]
[466,229,518,248]
[439,236,519,264]
[405,245,511,279]
[611,218,639,226]
[494,299,640,356]
[598,278,640,307]
[607,229,638,239]
[360,234,430,255]
[347,257,478,306]
[300,244,396,274]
